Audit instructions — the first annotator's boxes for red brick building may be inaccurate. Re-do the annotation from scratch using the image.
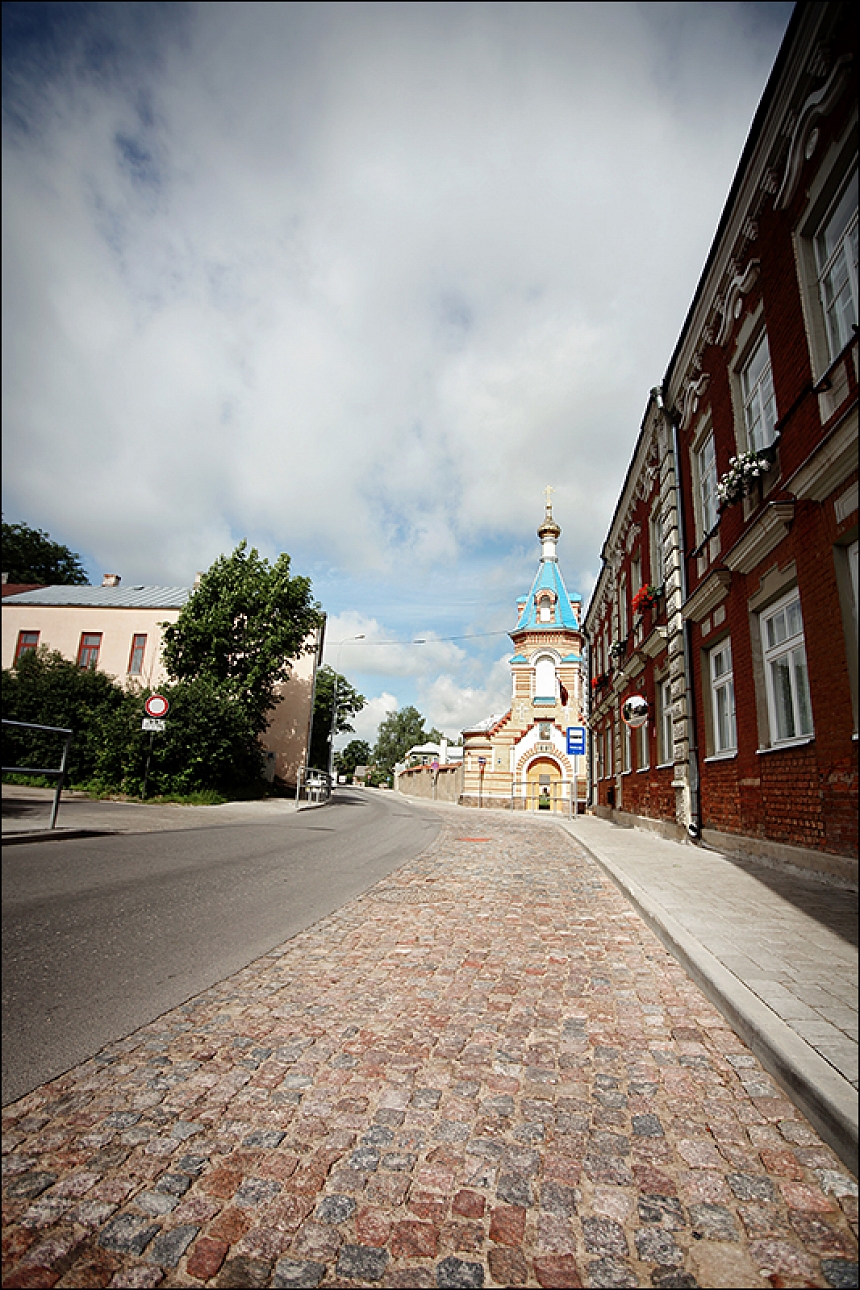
[586,2,857,883]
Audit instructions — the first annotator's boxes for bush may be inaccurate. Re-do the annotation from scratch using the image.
[3,652,265,798]
[2,648,129,785]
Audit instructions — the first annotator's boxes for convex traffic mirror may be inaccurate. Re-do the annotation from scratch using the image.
[622,694,649,727]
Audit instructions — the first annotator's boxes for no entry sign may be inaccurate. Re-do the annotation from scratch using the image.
[145,694,170,719]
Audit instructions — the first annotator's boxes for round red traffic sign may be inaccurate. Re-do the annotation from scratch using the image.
[145,694,170,718]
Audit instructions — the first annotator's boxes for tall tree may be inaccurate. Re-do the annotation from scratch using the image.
[2,519,87,584]
[372,705,443,777]
[309,666,366,772]
[161,541,322,734]
[334,739,372,778]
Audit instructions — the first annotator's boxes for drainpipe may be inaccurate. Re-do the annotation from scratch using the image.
[581,622,594,808]
[652,386,702,841]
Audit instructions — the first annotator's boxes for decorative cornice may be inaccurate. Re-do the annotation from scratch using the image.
[775,53,853,211]
[681,569,732,623]
[715,259,761,346]
[679,373,711,431]
[724,502,796,575]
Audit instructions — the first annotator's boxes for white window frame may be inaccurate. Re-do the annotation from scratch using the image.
[709,638,737,756]
[636,719,649,772]
[760,590,814,747]
[623,720,632,774]
[815,171,858,361]
[695,431,718,538]
[650,508,665,588]
[741,331,778,453]
[533,654,557,699]
[659,678,673,766]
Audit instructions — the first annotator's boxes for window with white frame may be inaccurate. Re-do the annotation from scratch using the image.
[650,509,665,587]
[696,432,718,537]
[534,654,556,698]
[741,332,778,452]
[637,720,649,770]
[709,639,737,754]
[659,678,673,765]
[623,720,632,773]
[815,172,858,360]
[761,591,813,745]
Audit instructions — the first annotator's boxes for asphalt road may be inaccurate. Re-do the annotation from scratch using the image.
[1,788,441,1105]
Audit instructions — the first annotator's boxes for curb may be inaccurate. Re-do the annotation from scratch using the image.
[2,828,121,846]
[559,821,859,1178]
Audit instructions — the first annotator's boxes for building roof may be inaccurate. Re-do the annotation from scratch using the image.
[1,583,45,598]
[1,584,192,609]
[514,558,580,631]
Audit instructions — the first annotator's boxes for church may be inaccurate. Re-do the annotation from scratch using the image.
[460,495,587,811]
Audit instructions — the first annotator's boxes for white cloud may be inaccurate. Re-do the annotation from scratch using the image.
[3,1,793,727]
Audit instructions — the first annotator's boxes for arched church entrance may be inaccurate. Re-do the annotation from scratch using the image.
[525,756,563,811]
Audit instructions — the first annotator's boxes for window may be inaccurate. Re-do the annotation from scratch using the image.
[709,639,737,754]
[637,720,649,771]
[650,509,665,587]
[741,332,778,452]
[15,631,40,661]
[623,721,632,774]
[128,633,147,675]
[761,592,813,744]
[77,633,102,669]
[659,678,673,765]
[534,655,556,699]
[815,173,858,359]
[696,433,718,536]
[630,556,641,628]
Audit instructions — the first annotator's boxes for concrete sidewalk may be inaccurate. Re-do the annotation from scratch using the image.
[551,814,858,1178]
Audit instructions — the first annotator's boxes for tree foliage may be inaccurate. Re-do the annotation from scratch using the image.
[2,650,265,797]
[309,666,366,772]
[372,705,444,777]
[2,648,127,785]
[161,541,322,734]
[334,739,371,778]
[1,519,87,585]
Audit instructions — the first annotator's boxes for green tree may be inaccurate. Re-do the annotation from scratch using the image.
[372,705,444,778]
[334,738,371,778]
[161,541,322,735]
[2,519,87,584]
[309,666,366,772]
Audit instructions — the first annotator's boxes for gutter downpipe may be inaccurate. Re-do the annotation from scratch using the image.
[581,622,594,808]
[653,385,702,841]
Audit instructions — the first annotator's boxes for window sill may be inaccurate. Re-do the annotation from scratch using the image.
[636,766,650,774]
[704,751,737,763]
[655,761,673,770]
[756,736,815,755]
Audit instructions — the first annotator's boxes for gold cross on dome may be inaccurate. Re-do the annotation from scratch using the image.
[544,483,554,514]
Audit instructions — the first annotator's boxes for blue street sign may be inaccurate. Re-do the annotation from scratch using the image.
[567,725,586,756]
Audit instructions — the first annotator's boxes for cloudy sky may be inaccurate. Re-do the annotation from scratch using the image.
[2,1,794,743]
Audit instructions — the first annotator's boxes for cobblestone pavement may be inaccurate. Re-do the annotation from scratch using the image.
[2,814,857,1289]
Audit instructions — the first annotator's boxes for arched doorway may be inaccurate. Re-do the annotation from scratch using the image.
[525,756,562,811]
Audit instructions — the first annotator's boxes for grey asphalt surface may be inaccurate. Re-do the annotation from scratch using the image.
[2,787,441,1106]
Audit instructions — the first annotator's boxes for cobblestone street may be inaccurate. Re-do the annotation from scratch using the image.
[2,813,857,1288]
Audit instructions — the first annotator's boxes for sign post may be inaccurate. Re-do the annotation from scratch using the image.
[142,695,170,799]
[567,727,586,817]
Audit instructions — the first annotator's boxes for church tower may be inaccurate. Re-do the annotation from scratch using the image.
[461,492,585,810]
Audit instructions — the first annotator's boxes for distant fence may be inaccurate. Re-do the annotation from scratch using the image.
[2,718,73,829]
